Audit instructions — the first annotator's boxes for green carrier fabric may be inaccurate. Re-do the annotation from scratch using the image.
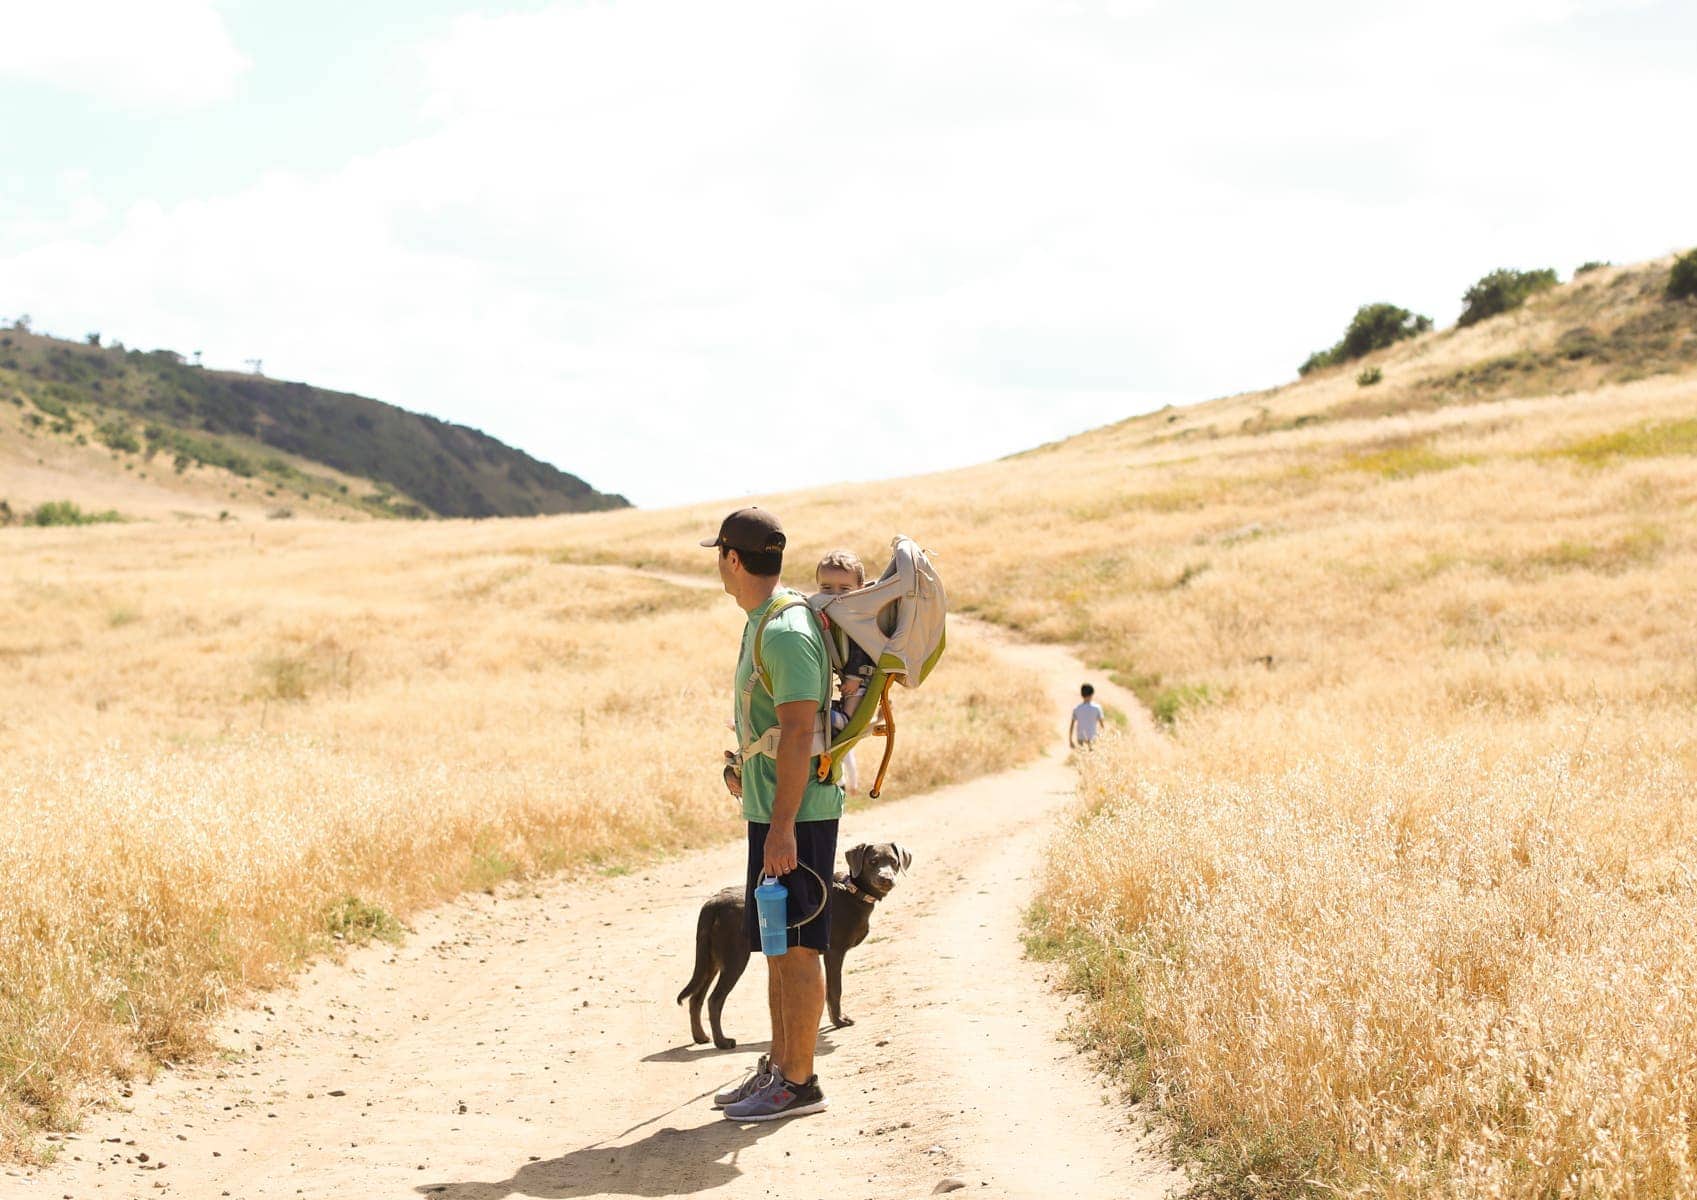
[737,535,948,799]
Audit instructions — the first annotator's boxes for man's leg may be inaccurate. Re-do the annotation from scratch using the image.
[766,955,787,1068]
[771,946,825,1083]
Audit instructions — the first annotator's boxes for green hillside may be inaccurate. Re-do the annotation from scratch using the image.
[0,328,627,518]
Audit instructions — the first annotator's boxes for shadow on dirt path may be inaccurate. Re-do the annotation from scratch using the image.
[419,1108,784,1198]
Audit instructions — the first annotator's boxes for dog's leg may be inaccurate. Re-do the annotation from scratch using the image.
[708,945,751,1050]
[679,905,720,1045]
[826,949,852,1027]
[688,965,713,1046]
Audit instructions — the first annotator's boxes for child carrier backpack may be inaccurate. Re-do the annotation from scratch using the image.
[738,535,947,799]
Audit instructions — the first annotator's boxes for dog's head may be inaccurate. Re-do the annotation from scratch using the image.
[843,842,913,899]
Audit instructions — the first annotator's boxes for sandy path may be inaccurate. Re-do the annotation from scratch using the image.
[34,585,1182,1200]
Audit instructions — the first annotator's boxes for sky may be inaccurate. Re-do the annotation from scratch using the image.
[2,0,1694,507]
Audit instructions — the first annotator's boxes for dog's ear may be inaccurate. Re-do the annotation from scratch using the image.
[891,843,913,873]
[844,843,871,879]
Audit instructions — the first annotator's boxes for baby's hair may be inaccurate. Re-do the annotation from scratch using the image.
[816,549,866,585]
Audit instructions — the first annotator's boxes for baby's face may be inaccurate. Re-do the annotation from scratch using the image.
[816,566,861,595]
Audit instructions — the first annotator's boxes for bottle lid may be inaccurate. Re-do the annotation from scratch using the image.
[760,875,780,886]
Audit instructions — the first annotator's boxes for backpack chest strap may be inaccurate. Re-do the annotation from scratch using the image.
[737,711,830,762]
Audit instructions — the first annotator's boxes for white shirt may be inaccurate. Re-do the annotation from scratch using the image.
[1072,700,1104,741]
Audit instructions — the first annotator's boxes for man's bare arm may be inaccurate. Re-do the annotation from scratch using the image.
[762,698,818,877]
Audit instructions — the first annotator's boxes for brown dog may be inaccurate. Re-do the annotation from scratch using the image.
[676,842,913,1049]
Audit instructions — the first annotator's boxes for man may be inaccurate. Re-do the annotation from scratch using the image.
[1069,682,1105,750]
[703,507,841,1122]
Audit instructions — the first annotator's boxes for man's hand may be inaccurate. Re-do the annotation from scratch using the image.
[763,821,798,877]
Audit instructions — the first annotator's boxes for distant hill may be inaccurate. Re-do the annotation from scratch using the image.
[0,328,628,519]
[1256,257,1697,430]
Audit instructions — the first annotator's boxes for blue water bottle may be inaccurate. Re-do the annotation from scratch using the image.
[755,875,789,957]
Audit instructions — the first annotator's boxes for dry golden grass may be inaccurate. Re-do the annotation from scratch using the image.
[0,518,1045,1152]
[546,269,1697,1196]
[5,259,1693,1189]
[1041,716,1697,1198]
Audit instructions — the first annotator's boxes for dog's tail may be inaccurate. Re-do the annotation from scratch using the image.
[675,903,718,1005]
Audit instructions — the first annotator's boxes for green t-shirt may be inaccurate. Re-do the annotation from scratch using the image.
[735,590,845,824]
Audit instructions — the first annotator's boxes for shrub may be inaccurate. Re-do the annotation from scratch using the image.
[324,896,402,945]
[256,652,312,700]
[32,394,71,420]
[1457,267,1559,327]
[1300,304,1433,376]
[97,421,141,454]
[147,426,256,477]
[1667,249,1697,301]
[27,501,122,526]
[1150,682,1214,726]
[1575,260,1610,275]
[1357,366,1384,387]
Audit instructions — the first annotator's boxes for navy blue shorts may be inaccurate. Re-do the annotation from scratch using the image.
[744,820,838,954]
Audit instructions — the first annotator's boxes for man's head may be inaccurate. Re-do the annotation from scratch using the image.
[701,507,786,597]
[815,549,865,596]
[1081,683,1095,700]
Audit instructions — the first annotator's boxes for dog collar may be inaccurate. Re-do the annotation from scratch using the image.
[837,878,880,904]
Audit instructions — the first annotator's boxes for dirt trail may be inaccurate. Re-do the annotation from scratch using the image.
[35,578,1182,1200]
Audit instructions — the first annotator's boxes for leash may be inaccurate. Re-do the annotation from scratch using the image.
[778,861,830,930]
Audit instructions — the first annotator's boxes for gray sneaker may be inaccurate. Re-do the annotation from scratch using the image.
[722,1072,828,1122]
[712,1054,774,1109]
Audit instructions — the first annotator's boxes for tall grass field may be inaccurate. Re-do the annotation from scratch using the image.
[0,518,1045,1151]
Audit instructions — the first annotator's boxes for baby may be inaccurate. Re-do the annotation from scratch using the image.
[815,549,874,732]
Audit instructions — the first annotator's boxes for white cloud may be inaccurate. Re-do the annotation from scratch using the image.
[0,0,247,108]
[2,0,1693,505]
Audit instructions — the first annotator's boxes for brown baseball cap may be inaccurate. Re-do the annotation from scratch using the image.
[699,507,786,554]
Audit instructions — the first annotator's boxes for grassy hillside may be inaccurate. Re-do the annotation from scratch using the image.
[544,252,1697,1198]
[0,327,628,520]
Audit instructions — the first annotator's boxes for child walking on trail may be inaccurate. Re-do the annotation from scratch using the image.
[815,550,871,793]
[1069,683,1104,750]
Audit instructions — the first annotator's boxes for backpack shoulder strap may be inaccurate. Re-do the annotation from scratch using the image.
[750,593,806,694]
[738,591,832,766]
